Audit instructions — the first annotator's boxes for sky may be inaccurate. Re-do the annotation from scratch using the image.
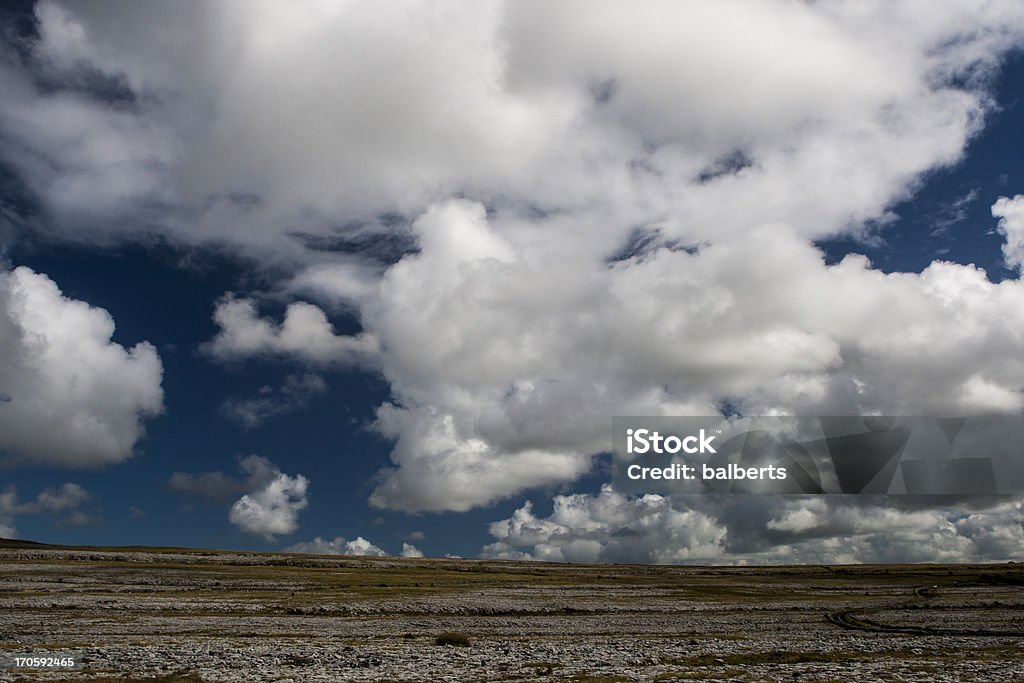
[1,0,1024,564]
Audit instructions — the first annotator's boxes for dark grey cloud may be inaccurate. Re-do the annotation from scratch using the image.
[0,482,96,537]
[168,454,279,504]
[220,373,327,430]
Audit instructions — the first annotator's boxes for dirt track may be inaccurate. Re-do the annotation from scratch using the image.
[1,545,1022,682]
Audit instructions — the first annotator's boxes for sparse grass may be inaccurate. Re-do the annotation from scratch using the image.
[283,653,315,666]
[662,650,869,667]
[526,660,562,668]
[23,674,205,683]
[434,631,471,647]
[4,547,1022,682]
[660,646,973,669]
[655,670,746,681]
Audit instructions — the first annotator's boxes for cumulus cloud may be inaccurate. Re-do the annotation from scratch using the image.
[220,373,327,429]
[25,482,89,514]
[4,1,1024,561]
[0,266,163,467]
[171,455,308,541]
[0,487,18,538]
[484,487,1024,564]
[483,486,726,564]
[365,202,1024,511]
[401,543,424,558]
[285,535,388,557]
[204,295,378,366]
[4,1,1022,253]
[992,195,1024,272]
[0,482,94,538]
[229,470,309,541]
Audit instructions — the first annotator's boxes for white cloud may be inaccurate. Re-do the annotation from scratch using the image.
[344,536,388,557]
[0,482,93,538]
[482,486,727,564]
[5,1,1024,532]
[3,1,1022,251]
[401,543,424,558]
[285,535,388,557]
[172,456,309,541]
[365,202,1024,511]
[26,483,89,514]
[229,470,309,541]
[758,497,1024,564]
[220,373,327,429]
[0,267,163,467]
[204,295,378,366]
[485,488,1024,564]
[0,487,18,538]
[992,194,1024,272]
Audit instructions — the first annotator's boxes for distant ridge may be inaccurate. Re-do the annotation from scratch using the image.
[0,537,51,548]
[0,538,219,553]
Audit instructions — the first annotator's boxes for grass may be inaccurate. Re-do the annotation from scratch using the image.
[4,548,1022,682]
[662,650,865,667]
[19,674,205,683]
[655,671,747,681]
[434,631,471,647]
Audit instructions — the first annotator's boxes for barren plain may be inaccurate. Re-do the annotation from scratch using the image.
[1,542,1022,682]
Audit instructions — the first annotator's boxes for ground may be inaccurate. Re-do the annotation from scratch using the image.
[0,543,1022,682]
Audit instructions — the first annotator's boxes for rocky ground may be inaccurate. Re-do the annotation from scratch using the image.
[0,545,1022,682]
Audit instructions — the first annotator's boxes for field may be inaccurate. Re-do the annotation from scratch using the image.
[1,542,1022,682]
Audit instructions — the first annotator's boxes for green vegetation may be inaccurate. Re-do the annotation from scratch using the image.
[655,670,747,681]
[21,674,205,683]
[3,546,1021,681]
[434,631,471,647]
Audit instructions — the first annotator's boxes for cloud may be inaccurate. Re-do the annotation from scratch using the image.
[203,295,378,366]
[0,487,17,538]
[220,373,327,429]
[24,482,89,514]
[482,486,726,564]
[171,455,308,541]
[229,470,309,541]
[929,188,978,237]
[992,194,1024,272]
[0,266,164,467]
[3,1,1022,251]
[0,2,183,242]
[5,1,1024,533]
[285,535,388,557]
[169,454,280,504]
[365,201,1024,511]
[484,487,1024,564]
[401,543,424,558]
[0,482,94,537]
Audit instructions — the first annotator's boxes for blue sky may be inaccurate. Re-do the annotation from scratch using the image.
[2,1,1024,564]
